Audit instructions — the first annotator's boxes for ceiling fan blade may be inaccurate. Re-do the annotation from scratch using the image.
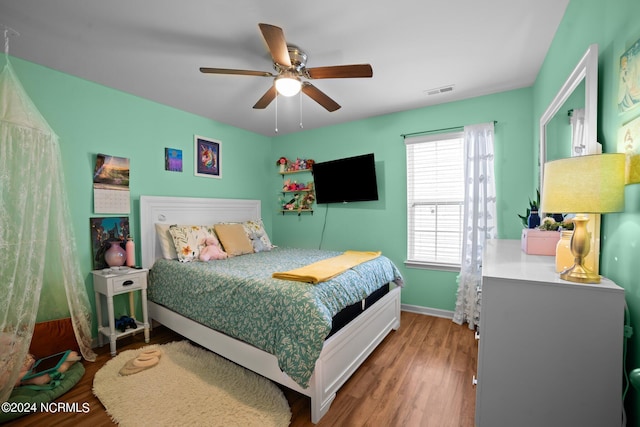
[307,64,373,79]
[253,85,278,109]
[200,67,274,77]
[301,82,341,112]
[258,23,292,68]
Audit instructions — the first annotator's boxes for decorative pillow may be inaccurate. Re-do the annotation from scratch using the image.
[242,219,274,252]
[155,223,178,260]
[213,223,255,256]
[168,225,217,262]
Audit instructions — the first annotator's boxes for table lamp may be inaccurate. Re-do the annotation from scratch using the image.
[540,153,625,283]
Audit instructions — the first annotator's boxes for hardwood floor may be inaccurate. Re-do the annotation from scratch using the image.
[5,311,477,427]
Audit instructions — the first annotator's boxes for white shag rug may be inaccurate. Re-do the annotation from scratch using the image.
[93,341,291,427]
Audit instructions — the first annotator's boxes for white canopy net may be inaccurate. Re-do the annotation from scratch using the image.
[0,59,96,403]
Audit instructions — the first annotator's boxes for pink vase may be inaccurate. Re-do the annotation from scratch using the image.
[105,241,126,267]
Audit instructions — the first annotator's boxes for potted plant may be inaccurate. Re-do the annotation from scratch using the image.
[517,190,540,229]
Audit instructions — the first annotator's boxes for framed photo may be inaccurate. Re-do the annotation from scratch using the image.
[165,147,183,172]
[89,216,130,270]
[617,115,640,184]
[618,37,640,114]
[618,115,640,155]
[194,135,221,179]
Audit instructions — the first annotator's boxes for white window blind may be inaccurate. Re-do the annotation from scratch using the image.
[406,131,464,268]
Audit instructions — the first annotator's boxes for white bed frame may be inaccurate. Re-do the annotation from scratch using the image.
[139,195,401,423]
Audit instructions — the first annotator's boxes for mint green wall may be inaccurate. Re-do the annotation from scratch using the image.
[6,56,273,329]
[533,0,640,424]
[271,88,534,311]
[17,3,638,417]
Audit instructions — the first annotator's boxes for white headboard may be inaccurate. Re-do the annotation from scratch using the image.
[139,196,261,268]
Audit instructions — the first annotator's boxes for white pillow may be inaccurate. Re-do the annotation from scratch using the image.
[155,223,178,259]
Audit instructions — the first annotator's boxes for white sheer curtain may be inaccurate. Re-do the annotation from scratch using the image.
[0,60,96,403]
[570,109,586,156]
[453,122,497,329]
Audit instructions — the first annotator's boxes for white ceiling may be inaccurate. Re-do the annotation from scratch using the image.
[0,0,569,136]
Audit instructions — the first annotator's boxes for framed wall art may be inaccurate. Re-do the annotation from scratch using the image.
[194,135,221,179]
[165,147,183,172]
[89,216,130,269]
[618,37,640,114]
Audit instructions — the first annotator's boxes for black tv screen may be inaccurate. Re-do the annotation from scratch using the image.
[313,153,379,204]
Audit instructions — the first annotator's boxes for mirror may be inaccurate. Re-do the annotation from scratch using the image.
[539,44,600,273]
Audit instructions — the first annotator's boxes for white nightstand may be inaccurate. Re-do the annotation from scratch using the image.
[92,267,150,356]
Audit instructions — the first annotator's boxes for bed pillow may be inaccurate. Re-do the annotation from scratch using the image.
[155,223,178,260]
[242,219,274,252]
[214,223,255,256]
[168,225,217,262]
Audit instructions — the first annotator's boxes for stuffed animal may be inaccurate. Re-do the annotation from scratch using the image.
[245,228,268,252]
[199,236,228,261]
[299,191,315,212]
[16,351,81,387]
[15,353,36,386]
[115,315,137,332]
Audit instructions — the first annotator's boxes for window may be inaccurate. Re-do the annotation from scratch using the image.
[405,132,464,269]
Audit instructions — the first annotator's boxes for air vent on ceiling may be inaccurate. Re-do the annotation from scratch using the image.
[424,84,455,96]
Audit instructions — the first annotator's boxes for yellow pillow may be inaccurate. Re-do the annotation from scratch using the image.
[213,223,254,256]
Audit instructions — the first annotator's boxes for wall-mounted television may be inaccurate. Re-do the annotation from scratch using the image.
[312,153,379,204]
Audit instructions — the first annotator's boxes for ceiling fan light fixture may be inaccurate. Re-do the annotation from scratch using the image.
[275,72,302,97]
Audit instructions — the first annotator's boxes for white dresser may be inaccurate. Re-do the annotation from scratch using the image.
[475,239,625,427]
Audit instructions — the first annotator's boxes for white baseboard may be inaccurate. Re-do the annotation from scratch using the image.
[401,304,454,319]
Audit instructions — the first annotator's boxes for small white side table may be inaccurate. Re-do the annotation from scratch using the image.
[92,267,150,356]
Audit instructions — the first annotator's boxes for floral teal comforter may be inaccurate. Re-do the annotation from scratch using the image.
[148,247,403,388]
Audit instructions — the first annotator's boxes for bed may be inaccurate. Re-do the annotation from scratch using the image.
[140,195,402,423]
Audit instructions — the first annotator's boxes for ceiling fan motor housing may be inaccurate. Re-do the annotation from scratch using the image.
[275,45,307,73]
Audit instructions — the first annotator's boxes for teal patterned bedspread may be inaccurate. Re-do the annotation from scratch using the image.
[148,247,403,388]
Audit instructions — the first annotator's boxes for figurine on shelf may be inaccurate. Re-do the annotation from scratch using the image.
[276,156,289,173]
[306,159,315,170]
[283,179,313,191]
[299,191,315,213]
[283,194,300,211]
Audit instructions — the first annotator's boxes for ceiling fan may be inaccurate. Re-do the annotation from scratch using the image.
[199,23,373,112]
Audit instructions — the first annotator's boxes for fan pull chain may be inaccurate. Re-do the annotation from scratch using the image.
[299,90,304,129]
[274,93,278,134]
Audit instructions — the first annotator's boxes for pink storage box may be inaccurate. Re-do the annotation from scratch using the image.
[521,229,560,256]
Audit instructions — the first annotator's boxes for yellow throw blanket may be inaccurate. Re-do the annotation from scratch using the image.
[272,250,382,284]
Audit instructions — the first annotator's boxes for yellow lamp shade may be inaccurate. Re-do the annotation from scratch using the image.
[540,153,625,214]
[626,154,640,184]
